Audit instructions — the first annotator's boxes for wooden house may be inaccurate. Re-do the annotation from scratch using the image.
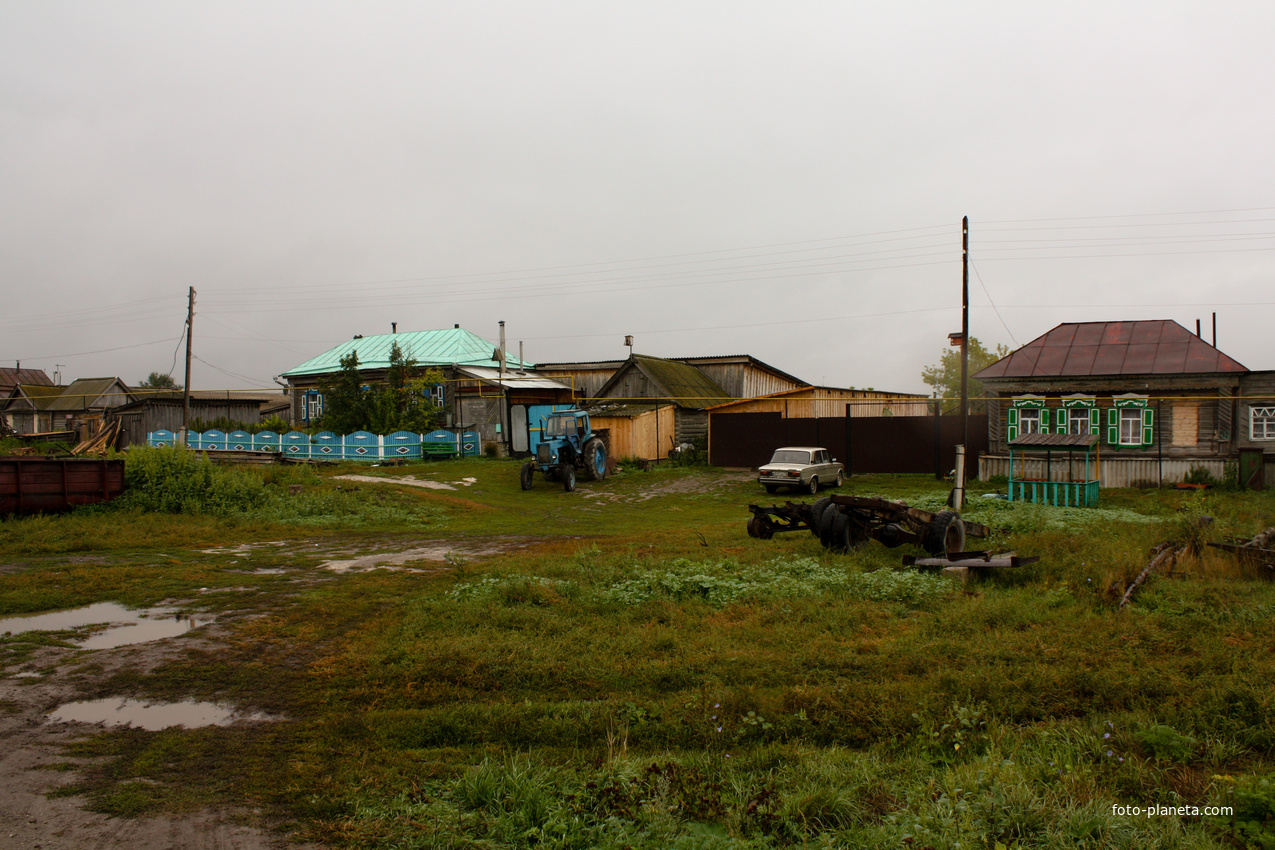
[2,377,132,436]
[108,392,276,449]
[587,354,732,445]
[705,386,930,419]
[535,353,808,402]
[975,320,1270,488]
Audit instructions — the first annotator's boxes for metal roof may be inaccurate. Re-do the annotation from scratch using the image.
[1008,432,1099,449]
[976,320,1248,380]
[45,378,131,412]
[0,368,52,393]
[281,328,531,379]
[455,366,572,390]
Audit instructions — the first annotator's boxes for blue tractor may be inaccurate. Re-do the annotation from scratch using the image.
[520,409,608,492]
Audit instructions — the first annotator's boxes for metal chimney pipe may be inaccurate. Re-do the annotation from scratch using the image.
[392,322,397,334]
[1196,319,1201,338]
[1212,312,1217,347]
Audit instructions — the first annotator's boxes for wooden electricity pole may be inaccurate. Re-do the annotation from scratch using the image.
[182,286,195,441]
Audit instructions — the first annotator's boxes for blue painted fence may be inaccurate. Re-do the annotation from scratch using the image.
[146,429,481,461]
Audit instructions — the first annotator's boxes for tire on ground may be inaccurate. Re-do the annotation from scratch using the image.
[520,461,534,490]
[808,497,832,537]
[562,464,576,492]
[922,510,966,556]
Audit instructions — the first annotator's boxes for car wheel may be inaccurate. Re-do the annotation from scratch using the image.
[807,476,819,495]
[834,470,844,488]
[763,483,778,494]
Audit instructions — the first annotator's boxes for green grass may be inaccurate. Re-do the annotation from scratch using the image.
[2,457,1274,846]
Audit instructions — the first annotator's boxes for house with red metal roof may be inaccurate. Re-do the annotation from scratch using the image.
[974,320,1272,488]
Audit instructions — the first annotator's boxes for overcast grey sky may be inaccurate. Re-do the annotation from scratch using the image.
[3,2,1274,396]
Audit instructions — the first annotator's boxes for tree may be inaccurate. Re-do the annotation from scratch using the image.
[921,337,1010,413]
[137,372,182,391]
[317,350,368,434]
[317,343,445,434]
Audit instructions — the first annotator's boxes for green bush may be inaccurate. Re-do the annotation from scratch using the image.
[116,446,268,515]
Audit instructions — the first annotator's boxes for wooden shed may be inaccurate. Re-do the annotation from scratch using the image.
[108,394,268,449]
[706,386,930,419]
[586,403,677,462]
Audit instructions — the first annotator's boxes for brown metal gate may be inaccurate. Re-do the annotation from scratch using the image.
[709,410,987,477]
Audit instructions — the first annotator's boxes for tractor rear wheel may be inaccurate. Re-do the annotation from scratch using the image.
[520,461,535,490]
[561,464,576,492]
[583,437,607,481]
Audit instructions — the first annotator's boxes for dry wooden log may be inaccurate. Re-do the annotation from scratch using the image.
[1120,542,1182,610]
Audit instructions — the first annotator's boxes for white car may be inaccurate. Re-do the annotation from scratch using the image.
[757,446,844,495]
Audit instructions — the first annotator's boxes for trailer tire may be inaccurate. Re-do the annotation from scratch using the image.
[583,437,606,481]
[747,514,774,540]
[817,503,841,548]
[808,498,832,537]
[562,464,576,492]
[520,461,535,490]
[923,510,966,557]
[826,513,854,553]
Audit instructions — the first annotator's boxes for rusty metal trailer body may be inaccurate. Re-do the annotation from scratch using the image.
[746,494,989,557]
[0,457,126,515]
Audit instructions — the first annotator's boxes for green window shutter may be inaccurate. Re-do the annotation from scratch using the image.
[1089,407,1100,435]
[1040,409,1051,434]
[1007,407,1018,442]
[1057,408,1068,434]
[1142,407,1154,447]
[1107,408,1118,444]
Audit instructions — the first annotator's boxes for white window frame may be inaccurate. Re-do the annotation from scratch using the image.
[1252,405,1275,441]
[1019,407,1042,435]
[1118,407,1143,446]
[306,392,324,421]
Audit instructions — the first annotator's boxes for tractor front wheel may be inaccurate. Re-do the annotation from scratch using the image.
[520,461,535,490]
[583,437,607,481]
[561,464,576,492]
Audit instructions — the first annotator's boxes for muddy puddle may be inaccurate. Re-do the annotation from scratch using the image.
[47,698,278,730]
[320,539,531,572]
[0,602,214,650]
[334,473,477,491]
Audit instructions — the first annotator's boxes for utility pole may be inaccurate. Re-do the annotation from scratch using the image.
[951,216,970,510]
[182,287,195,443]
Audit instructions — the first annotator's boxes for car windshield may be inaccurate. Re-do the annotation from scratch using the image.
[770,450,811,464]
[546,416,574,437]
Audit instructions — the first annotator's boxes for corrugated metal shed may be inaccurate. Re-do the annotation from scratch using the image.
[976,320,1248,380]
[281,328,530,378]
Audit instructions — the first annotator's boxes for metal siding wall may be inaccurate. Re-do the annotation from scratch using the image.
[979,455,1229,488]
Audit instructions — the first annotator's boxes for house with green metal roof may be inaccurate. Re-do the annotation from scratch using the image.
[279,326,574,447]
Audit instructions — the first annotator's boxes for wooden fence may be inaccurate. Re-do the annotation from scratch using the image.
[147,429,481,461]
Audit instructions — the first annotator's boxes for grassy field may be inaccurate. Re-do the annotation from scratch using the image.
[2,448,1274,848]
